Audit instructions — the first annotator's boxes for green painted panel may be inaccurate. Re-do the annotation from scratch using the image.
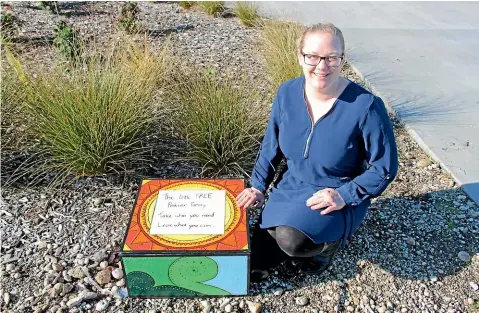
[123,255,248,297]
[123,257,179,287]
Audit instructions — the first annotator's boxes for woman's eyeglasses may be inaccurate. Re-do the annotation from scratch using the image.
[302,53,344,67]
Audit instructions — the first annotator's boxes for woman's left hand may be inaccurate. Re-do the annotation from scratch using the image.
[306,188,346,215]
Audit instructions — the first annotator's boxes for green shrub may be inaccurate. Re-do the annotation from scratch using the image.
[52,20,82,63]
[200,1,224,16]
[260,20,303,90]
[234,2,260,27]
[164,63,269,177]
[116,2,142,34]
[4,37,170,185]
[178,1,195,9]
[38,1,60,14]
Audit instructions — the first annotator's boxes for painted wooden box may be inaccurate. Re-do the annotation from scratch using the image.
[121,179,250,297]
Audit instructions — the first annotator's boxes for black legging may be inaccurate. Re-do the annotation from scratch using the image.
[250,225,325,270]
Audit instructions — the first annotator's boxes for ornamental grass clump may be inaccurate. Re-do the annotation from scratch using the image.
[200,1,224,16]
[4,37,170,186]
[165,64,268,177]
[234,2,260,27]
[260,20,303,90]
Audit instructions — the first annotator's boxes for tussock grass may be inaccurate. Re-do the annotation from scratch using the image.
[200,1,224,16]
[234,2,260,27]
[3,37,170,186]
[164,64,269,177]
[260,20,304,90]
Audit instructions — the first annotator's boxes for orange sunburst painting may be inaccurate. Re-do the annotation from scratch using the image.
[122,179,249,252]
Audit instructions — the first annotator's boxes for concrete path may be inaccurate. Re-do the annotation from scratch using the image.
[248,1,479,204]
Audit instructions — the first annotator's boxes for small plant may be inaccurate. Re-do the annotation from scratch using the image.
[200,1,224,16]
[260,20,303,90]
[234,2,260,27]
[1,5,17,42]
[164,62,269,177]
[178,1,195,9]
[38,1,60,14]
[116,2,141,34]
[52,20,82,63]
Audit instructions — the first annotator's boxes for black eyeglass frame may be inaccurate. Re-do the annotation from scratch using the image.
[301,53,345,67]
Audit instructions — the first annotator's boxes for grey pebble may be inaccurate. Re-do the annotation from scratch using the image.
[470,282,478,291]
[95,299,109,311]
[47,256,58,264]
[295,296,309,306]
[63,271,72,282]
[54,246,63,257]
[458,251,471,262]
[220,298,231,309]
[93,198,104,206]
[70,267,86,279]
[3,292,10,305]
[378,306,387,313]
[246,301,261,313]
[112,268,124,279]
[92,250,107,263]
[200,300,212,313]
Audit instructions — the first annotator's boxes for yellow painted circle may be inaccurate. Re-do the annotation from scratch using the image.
[139,182,239,248]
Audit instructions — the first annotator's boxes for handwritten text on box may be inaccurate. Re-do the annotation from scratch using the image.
[149,190,226,235]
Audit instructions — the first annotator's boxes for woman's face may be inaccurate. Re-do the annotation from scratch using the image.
[298,32,344,91]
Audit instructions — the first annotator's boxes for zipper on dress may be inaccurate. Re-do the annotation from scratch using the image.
[303,121,315,158]
[302,92,339,159]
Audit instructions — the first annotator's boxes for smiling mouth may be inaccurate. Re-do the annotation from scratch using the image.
[313,73,330,78]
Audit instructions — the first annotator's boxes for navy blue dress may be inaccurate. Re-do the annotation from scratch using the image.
[250,76,398,247]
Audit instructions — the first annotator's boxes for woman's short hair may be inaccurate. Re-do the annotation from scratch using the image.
[297,23,345,55]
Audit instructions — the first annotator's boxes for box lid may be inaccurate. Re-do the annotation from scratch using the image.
[122,179,249,254]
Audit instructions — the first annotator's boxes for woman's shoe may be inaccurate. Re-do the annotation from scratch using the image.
[299,240,341,275]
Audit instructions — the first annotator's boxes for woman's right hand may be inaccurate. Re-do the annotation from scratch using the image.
[236,187,265,209]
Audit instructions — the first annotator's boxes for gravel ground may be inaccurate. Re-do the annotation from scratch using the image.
[1,2,478,313]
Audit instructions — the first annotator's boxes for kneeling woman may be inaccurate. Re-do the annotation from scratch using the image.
[236,22,398,276]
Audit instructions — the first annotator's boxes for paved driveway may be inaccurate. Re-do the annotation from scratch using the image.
[245,1,479,204]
